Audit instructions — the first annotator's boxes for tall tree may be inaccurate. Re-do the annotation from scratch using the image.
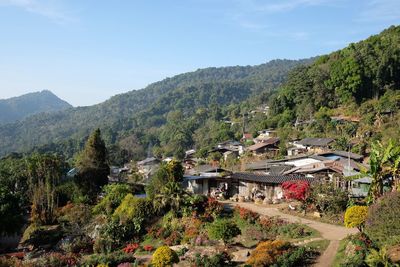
[75,129,110,199]
[27,154,64,225]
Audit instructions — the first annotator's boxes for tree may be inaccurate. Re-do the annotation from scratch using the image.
[27,154,64,225]
[367,140,400,204]
[75,129,110,199]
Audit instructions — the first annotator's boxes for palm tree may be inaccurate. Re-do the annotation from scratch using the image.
[153,181,188,214]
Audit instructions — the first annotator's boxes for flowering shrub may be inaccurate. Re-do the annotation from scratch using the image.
[344,205,368,231]
[143,245,154,252]
[234,206,259,224]
[281,181,310,201]
[122,243,139,254]
[182,217,202,243]
[203,197,224,220]
[246,240,291,266]
[151,246,179,267]
[33,252,79,267]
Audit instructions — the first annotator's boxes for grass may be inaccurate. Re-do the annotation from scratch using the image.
[303,239,330,253]
[279,207,344,226]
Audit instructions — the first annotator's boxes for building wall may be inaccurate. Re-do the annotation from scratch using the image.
[238,181,283,200]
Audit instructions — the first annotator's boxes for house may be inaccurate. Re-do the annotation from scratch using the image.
[254,129,277,143]
[231,172,314,201]
[247,138,280,156]
[137,157,160,181]
[246,160,293,174]
[183,165,232,196]
[211,140,244,155]
[318,150,364,162]
[296,138,335,153]
[241,133,253,143]
[350,177,371,197]
[108,166,130,182]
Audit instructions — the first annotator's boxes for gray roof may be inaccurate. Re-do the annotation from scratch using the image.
[137,157,159,165]
[352,177,372,183]
[298,138,335,147]
[318,150,363,161]
[232,172,315,185]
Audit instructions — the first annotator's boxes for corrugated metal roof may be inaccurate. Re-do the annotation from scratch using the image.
[298,138,335,147]
[231,172,314,184]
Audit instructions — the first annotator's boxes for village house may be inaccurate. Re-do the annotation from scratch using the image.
[295,137,335,153]
[247,137,280,156]
[231,172,314,202]
[183,165,232,196]
[254,129,277,143]
[137,157,160,181]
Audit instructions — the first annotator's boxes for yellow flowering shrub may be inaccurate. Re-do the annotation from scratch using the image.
[151,245,179,267]
[344,205,368,231]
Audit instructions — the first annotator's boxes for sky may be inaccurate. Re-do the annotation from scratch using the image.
[0,0,399,106]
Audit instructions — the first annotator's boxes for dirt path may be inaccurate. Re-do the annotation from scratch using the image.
[224,201,357,267]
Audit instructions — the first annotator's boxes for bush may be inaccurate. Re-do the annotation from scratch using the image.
[207,219,241,244]
[34,252,79,267]
[59,234,93,253]
[203,197,224,220]
[21,224,63,249]
[57,202,92,228]
[307,183,348,215]
[80,251,136,267]
[96,220,136,252]
[113,194,153,234]
[365,192,400,247]
[344,206,368,231]
[122,243,139,254]
[276,223,312,239]
[192,252,234,267]
[151,246,179,267]
[272,246,309,267]
[338,233,371,267]
[246,240,291,266]
[93,184,132,215]
[281,180,310,201]
[234,206,259,224]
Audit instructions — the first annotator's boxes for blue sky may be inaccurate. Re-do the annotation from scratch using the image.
[0,0,399,106]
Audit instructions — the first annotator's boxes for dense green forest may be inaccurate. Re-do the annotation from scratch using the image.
[0,59,312,161]
[258,25,400,154]
[0,90,72,125]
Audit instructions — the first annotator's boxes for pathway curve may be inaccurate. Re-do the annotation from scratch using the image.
[223,201,357,267]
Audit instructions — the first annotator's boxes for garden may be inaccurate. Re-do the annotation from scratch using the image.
[0,160,328,267]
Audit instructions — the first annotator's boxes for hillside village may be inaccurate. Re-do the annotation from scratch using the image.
[1,26,400,267]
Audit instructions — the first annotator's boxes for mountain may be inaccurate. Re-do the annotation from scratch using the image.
[0,59,313,157]
[0,90,72,125]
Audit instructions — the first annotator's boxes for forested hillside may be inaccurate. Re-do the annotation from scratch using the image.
[0,59,312,158]
[0,90,72,125]
[259,25,400,153]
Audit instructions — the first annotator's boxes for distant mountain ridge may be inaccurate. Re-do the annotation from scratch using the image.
[0,90,72,125]
[0,59,313,156]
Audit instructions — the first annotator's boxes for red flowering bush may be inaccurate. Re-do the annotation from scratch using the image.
[234,206,259,224]
[143,245,154,252]
[122,243,139,254]
[281,181,310,201]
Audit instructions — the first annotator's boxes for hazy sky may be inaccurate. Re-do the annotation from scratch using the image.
[0,0,399,106]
